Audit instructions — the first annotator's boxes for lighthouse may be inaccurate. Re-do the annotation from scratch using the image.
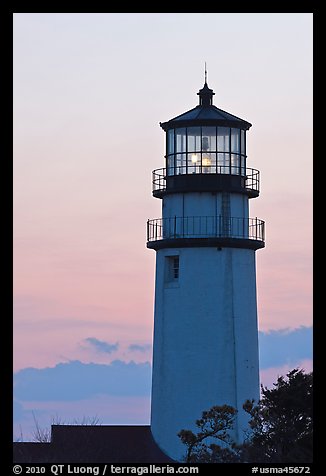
[147,77,265,461]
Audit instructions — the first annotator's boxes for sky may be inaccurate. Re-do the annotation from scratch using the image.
[13,13,313,440]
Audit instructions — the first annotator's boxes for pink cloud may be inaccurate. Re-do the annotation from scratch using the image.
[259,359,313,390]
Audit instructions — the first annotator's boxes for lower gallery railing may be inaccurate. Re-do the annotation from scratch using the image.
[147,216,265,243]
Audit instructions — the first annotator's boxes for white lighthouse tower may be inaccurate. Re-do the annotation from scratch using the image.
[147,78,265,461]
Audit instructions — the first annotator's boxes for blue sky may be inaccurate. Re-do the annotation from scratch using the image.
[14,326,312,440]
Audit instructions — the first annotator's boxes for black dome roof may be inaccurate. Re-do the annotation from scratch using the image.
[160,82,252,131]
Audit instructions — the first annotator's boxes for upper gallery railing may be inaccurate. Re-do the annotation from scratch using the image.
[152,166,260,194]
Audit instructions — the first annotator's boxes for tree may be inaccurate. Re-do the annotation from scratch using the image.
[243,368,313,463]
[178,368,313,463]
[177,405,242,463]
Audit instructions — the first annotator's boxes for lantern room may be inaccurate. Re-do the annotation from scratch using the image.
[154,81,259,199]
[165,125,246,176]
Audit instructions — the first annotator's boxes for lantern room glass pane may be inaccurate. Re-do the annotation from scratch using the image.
[167,155,175,176]
[231,154,240,175]
[217,127,230,152]
[202,152,216,173]
[187,127,201,152]
[167,129,174,155]
[176,154,186,174]
[202,127,216,152]
[240,162,246,176]
[217,152,230,174]
[176,128,187,153]
[187,152,200,174]
[241,130,246,155]
[231,129,240,153]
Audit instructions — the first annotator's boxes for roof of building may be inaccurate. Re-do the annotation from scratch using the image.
[13,425,176,463]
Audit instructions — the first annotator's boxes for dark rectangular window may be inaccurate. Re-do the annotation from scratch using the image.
[165,255,180,283]
[172,256,179,279]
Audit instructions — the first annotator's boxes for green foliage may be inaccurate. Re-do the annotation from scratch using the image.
[178,404,241,462]
[242,368,313,463]
[178,368,313,463]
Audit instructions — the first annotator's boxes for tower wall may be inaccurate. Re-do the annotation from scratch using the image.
[151,245,260,461]
[162,192,249,221]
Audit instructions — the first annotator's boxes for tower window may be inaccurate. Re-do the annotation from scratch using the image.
[172,256,179,279]
[165,255,180,283]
